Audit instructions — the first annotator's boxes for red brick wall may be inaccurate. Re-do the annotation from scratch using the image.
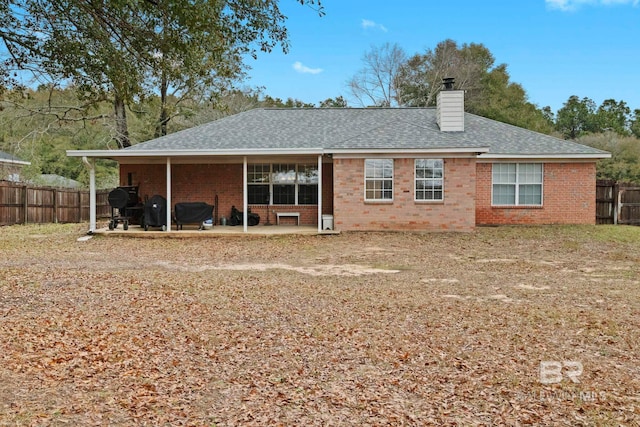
[333,157,476,231]
[475,162,596,225]
[120,162,333,226]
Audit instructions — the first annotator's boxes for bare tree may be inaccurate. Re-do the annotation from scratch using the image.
[347,43,406,107]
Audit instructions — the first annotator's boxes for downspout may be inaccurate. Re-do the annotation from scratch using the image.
[82,156,96,234]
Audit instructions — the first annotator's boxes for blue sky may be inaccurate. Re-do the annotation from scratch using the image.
[246,0,640,113]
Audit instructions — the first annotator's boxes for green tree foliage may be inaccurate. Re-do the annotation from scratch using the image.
[396,39,493,109]
[2,0,323,148]
[261,95,315,108]
[579,132,640,182]
[319,96,348,108]
[0,86,142,186]
[556,96,633,139]
[631,109,640,138]
[555,96,597,139]
[0,85,322,186]
[476,64,553,133]
[0,0,39,90]
[394,39,552,133]
[595,99,631,136]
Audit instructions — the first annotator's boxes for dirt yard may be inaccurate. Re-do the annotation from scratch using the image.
[1,223,639,426]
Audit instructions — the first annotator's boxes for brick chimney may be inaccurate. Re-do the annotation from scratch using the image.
[436,78,464,132]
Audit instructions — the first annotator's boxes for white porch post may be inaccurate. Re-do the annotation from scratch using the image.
[166,157,172,232]
[317,154,323,233]
[243,156,248,233]
[82,156,96,234]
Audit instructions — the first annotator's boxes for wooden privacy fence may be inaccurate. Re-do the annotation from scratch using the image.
[3,179,639,227]
[596,180,640,225]
[0,180,111,226]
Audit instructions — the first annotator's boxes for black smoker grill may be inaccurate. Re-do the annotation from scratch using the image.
[143,195,168,231]
[107,186,141,230]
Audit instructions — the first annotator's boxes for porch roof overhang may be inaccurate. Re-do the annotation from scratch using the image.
[0,159,31,166]
[67,146,492,163]
[66,148,326,163]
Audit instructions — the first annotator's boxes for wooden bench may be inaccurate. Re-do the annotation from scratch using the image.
[276,212,300,226]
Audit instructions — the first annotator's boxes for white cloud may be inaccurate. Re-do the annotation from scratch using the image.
[293,61,323,75]
[546,0,639,11]
[361,19,388,32]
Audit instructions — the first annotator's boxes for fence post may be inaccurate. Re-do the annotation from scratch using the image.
[613,182,619,224]
[53,189,58,223]
[77,190,82,222]
[22,184,28,224]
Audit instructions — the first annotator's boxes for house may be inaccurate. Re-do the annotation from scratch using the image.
[67,87,610,233]
[0,150,31,182]
[33,174,82,189]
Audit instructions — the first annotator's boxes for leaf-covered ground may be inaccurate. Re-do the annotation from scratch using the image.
[1,224,639,426]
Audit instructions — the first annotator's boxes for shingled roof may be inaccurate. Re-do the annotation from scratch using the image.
[122,108,608,158]
[0,150,30,164]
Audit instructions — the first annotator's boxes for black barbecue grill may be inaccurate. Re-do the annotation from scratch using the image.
[107,186,141,230]
[143,194,168,231]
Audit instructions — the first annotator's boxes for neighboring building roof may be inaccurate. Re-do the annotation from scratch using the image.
[68,108,610,159]
[34,174,82,188]
[0,150,30,165]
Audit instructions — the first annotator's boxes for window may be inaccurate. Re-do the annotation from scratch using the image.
[248,164,270,205]
[247,163,318,205]
[492,163,543,206]
[272,163,296,205]
[365,159,393,201]
[415,159,444,201]
[297,164,319,205]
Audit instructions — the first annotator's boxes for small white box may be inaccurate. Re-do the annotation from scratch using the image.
[322,214,334,230]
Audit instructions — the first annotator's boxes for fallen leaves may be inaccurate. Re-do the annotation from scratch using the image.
[0,224,639,424]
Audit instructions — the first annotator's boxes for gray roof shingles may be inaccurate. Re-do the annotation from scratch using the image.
[0,150,28,163]
[125,108,608,157]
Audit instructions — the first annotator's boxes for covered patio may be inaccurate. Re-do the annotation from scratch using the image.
[66,150,334,235]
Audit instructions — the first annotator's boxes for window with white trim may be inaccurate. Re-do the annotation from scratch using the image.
[492,163,543,206]
[272,163,296,204]
[415,159,444,201]
[365,159,393,201]
[248,164,271,205]
[248,163,318,205]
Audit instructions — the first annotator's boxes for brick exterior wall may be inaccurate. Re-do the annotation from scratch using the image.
[119,162,333,226]
[475,162,596,225]
[333,157,476,231]
[119,159,596,230]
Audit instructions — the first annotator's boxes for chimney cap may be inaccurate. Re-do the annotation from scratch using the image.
[442,77,455,90]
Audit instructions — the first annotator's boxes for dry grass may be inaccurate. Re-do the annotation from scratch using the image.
[1,223,639,426]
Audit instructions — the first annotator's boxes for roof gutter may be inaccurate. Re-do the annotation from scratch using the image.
[478,153,611,160]
[66,148,326,159]
[0,158,31,165]
[329,147,490,155]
